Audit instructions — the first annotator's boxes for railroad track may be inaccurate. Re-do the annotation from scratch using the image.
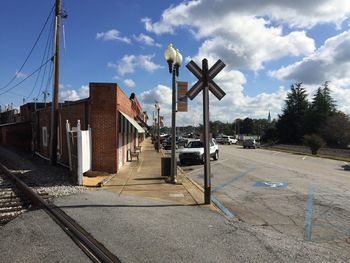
[0,163,120,263]
[0,171,51,226]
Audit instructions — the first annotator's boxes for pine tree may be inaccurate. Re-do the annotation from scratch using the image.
[277,83,310,143]
[307,81,337,134]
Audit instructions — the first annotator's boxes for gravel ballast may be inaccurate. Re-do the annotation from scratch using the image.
[0,146,86,198]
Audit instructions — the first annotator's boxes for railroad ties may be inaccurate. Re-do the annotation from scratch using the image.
[0,172,51,227]
[0,163,120,262]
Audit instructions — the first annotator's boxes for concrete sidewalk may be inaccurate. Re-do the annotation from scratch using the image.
[103,138,214,209]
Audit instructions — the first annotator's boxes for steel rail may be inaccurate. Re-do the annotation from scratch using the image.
[0,163,120,263]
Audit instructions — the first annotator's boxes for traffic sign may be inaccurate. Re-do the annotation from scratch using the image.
[186,58,226,205]
[186,59,226,100]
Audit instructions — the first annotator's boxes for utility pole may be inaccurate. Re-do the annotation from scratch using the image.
[43,91,50,108]
[50,0,61,165]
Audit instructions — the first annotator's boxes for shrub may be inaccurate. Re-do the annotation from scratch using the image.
[303,134,325,155]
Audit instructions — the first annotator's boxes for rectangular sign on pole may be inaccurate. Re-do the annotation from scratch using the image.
[177,81,188,112]
[160,116,164,128]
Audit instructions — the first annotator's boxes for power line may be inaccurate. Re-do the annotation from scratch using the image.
[38,20,55,99]
[0,58,53,96]
[38,62,54,100]
[0,4,55,91]
[27,14,55,100]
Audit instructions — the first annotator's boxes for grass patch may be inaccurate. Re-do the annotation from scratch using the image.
[262,145,350,162]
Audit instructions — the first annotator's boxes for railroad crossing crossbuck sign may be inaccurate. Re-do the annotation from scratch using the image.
[186,59,226,100]
[186,58,226,204]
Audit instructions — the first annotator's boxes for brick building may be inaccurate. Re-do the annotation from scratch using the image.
[0,82,147,174]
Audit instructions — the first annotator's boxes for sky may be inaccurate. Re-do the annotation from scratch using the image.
[1,0,350,126]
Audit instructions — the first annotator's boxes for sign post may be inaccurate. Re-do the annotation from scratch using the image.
[186,58,226,204]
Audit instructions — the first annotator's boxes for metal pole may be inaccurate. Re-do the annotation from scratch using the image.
[152,110,155,142]
[202,58,211,204]
[157,108,160,153]
[170,67,177,183]
[50,0,60,165]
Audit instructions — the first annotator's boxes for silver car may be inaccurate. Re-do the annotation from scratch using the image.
[243,139,260,149]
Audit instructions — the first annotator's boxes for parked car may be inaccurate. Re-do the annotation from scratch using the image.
[179,139,219,165]
[160,134,170,144]
[222,136,237,145]
[176,137,189,147]
[216,135,237,145]
[243,139,260,149]
[162,137,178,150]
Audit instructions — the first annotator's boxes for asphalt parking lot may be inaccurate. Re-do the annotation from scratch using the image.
[179,144,350,247]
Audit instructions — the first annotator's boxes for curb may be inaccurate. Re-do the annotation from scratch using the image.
[177,164,236,219]
[158,144,230,217]
[99,173,117,187]
[177,165,203,192]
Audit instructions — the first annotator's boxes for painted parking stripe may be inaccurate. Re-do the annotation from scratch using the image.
[304,184,316,241]
[212,167,255,193]
[211,195,235,219]
[302,156,307,160]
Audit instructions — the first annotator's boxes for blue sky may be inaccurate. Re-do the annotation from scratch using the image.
[1,0,350,126]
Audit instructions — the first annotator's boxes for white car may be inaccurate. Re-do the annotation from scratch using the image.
[179,139,219,164]
[217,135,237,145]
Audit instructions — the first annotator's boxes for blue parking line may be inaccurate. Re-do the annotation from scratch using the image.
[212,167,255,193]
[304,184,316,241]
[211,195,235,219]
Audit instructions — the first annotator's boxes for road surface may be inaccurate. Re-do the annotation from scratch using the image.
[181,144,350,247]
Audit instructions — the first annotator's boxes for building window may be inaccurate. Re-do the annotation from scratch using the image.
[42,127,48,147]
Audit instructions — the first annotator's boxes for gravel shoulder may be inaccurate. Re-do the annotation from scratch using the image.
[0,146,86,198]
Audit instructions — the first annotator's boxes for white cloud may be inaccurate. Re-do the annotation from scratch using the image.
[138,69,287,126]
[327,82,350,114]
[137,0,350,122]
[138,55,163,71]
[133,33,161,47]
[140,84,172,105]
[143,3,316,71]
[15,70,28,79]
[123,79,136,88]
[270,30,350,85]
[96,29,131,44]
[108,55,136,75]
[193,18,315,71]
[59,85,89,102]
[143,0,350,34]
[108,54,162,76]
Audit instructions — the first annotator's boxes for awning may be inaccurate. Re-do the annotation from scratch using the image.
[135,115,149,129]
[119,111,145,133]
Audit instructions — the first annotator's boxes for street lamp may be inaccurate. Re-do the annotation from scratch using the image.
[155,101,160,153]
[164,43,182,183]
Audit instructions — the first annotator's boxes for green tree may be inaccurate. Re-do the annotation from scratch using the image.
[320,112,350,147]
[234,118,243,135]
[261,126,278,144]
[241,118,254,134]
[303,134,325,155]
[306,81,336,134]
[276,83,310,143]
